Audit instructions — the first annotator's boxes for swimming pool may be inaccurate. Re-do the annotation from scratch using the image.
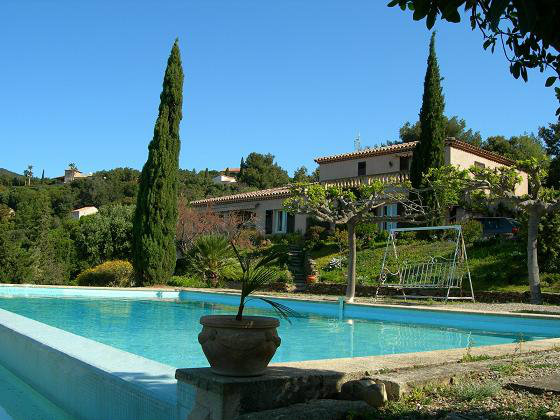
[1,286,559,420]
[0,287,558,368]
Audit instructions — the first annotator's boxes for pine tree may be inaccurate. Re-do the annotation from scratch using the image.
[410,32,446,189]
[132,40,184,285]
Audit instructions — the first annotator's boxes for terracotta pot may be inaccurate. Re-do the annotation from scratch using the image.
[306,274,317,284]
[198,315,281,377]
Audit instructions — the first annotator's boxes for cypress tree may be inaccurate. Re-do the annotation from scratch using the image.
[410,32,446,189]
[133,40,184,285]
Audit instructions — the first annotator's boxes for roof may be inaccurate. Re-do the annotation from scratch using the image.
[191,186,290,206]
[222,167,241,173]
[314,138,515,166]
[72,206,98,212]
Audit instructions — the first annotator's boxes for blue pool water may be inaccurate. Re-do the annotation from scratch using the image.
[0,362,74,420]
[0,292,558,368]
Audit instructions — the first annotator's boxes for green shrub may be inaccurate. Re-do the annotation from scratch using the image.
[305,225,328,250]
[189,234,235,286]
[76,260,134,287]
[355,222,379,243]
[166,276,208,288]
[461,219,483,244]
[538,212,560,274]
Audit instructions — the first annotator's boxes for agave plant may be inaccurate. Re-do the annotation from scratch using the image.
[189,235,234,286]
[230,242,298,322]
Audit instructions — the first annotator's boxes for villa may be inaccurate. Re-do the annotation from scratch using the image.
[55,167,92,184]
[191,138,529,234]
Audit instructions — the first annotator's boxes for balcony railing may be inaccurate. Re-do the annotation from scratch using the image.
[322,171,410,188]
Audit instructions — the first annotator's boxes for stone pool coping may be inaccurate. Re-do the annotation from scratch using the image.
[2,283,559,320]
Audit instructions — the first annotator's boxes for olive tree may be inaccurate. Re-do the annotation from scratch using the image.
[427,159,560,304]
[284,181,426,302]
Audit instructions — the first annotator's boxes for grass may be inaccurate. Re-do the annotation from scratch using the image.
[461,353,493,362]
[309,237,560,293]
[445,381,501,402]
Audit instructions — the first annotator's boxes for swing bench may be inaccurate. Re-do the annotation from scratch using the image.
[375,225,475,302]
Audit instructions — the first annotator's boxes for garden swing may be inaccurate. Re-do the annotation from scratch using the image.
[375,225,475,302]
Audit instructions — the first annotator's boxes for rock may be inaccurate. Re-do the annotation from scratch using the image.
[340,379,387,407]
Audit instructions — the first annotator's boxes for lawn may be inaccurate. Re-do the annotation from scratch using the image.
[309,238,559,293]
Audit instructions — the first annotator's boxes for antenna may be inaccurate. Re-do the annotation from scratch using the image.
[354,131,362,151]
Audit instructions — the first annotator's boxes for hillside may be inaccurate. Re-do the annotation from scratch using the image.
[0,168,22,177]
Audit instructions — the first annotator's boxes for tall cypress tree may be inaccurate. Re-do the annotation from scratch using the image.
[133,40,184,285]
[410,32,446,189]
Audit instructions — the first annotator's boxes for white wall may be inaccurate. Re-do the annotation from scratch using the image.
[449,146,528,196]
[206,198,307,234]
[319,153,410,182]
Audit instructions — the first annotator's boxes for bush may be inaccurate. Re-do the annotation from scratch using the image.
[76,260,134,287]
[538,212,560,274]
[188,234,235,286]
[355,222,379,243]
[461,219,483,244]
[166,276,208,288]
[305,225,328,250]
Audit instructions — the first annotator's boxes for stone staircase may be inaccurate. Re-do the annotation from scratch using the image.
[287,246,306,291]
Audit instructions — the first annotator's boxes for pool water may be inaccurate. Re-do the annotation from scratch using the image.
[0,295,558,368]
[0,362,74,420]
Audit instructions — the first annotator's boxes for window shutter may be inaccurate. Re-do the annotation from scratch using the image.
[265,210,273,234]
[287,213,295,233]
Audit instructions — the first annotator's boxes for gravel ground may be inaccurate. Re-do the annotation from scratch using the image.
[349,351,560,420]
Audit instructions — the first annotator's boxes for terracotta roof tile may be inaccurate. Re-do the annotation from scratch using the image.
[191,186,290,206]
[314,138,515,166]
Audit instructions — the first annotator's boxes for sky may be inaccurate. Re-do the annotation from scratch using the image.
[0,1,558,178]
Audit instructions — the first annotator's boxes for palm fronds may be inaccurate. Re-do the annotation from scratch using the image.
[231,241,299,321]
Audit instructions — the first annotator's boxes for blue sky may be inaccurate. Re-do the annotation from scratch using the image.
[1,1,557,178]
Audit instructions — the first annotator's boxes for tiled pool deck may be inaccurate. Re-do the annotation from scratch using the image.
[1,284,559,420]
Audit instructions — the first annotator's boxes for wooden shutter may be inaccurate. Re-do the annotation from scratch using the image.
[287,213,295,233]
[265,210,273,234]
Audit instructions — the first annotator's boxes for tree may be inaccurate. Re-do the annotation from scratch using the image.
[237,153,290,189]
[410,32,446,191]
[400,116,482,146]
[284,182,426,302]
[293,166,312,183]
[539,119,560,188]
[484,134,547,161]
[133,40,184,285]
[68,163,78,171]
[23,165,33,186]
[429,161,560,304]
[388,0,560,115]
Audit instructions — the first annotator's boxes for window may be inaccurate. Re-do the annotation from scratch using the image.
[274,210,287,234]
[358,161,366,176]
[474,161,486,168]
[382,204,398,232]
[399,156,410,171]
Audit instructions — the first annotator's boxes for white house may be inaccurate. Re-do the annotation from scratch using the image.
[191,138,528,235]
[212,174,237,185]
[71,206,98,220]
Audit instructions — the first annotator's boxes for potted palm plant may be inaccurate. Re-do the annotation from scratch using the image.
[198,242,297,377]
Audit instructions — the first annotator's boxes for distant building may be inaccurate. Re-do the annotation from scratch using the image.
[222,167,240,175]
[212,174,237,185]
[55,168,92,184]
[71,206,98,220]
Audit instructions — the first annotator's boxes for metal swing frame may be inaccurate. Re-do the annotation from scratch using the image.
[375,225,475,302]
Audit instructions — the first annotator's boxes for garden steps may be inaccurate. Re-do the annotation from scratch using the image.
[287,247,307,292]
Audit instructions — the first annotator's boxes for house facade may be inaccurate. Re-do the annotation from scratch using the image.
[191,138,528,234]
[71,206,98,220]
